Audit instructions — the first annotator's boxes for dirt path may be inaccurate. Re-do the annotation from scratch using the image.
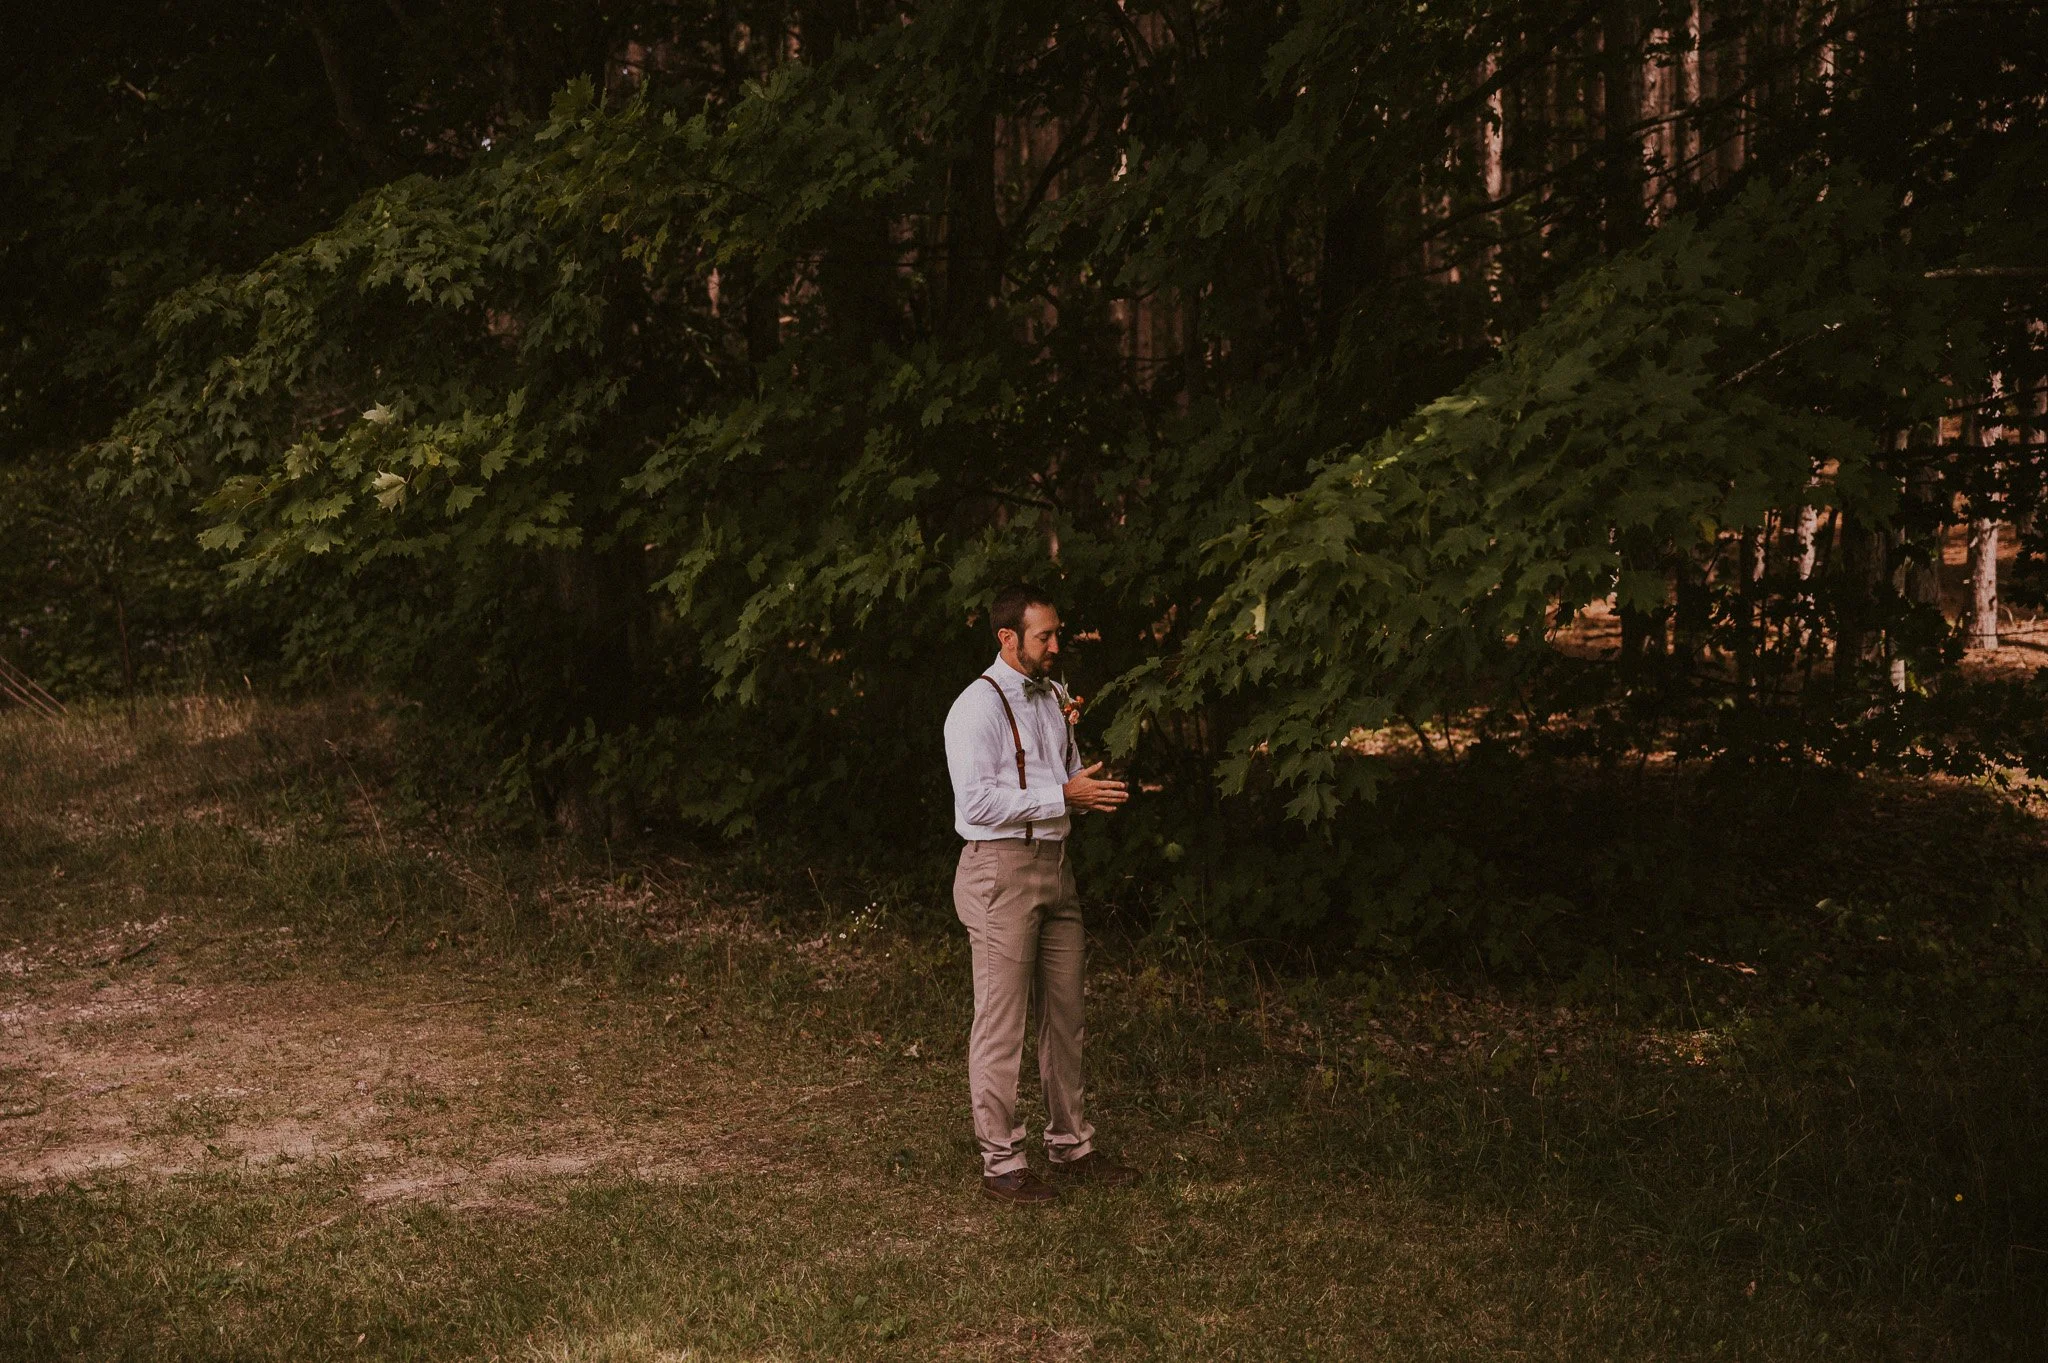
[0,916,892,1206]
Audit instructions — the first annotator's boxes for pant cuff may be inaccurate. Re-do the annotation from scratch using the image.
[1044,1138,1094,1165]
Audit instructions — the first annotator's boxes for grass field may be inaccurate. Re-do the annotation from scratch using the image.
[2,694,2045,1360]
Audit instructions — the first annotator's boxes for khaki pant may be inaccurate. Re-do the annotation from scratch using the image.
[953,838,1095,1177]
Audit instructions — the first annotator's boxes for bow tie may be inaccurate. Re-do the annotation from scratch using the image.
[1022,676,1056,701]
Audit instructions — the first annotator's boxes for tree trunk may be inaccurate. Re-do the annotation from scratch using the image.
[303,4,404,178]
[1598,0,1647,251]
[1673,550,1710,669]
[942,104,1001,335]
[113,578,135,717]
[1901,468,1943,612]
[1680,0,1703,173]
[1833,510,1887,686]
[1735,525,1765,690]
[1794,504,1818,582]
[1617,548,1669,674]
[547,543,648,841]
[820,205,899,351]
[1319,181,1387,354]
[1961,398,2006,650]
[94,546,137,719]
[741,263,782,364]
[1967,518,2000,649]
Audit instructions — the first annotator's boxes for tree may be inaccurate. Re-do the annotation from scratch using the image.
[44,0,2048,930]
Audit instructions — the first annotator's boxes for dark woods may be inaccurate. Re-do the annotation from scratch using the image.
[4,0,2046,942]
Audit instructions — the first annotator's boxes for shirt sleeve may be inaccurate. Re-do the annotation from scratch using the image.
[946,687,1069,830]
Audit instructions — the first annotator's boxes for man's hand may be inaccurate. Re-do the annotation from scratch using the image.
[1063,762,1129,813]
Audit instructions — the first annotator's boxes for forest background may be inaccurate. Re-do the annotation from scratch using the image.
[4,0,2048,944]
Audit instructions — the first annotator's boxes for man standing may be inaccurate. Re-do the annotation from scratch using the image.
[944,583,1139,1206]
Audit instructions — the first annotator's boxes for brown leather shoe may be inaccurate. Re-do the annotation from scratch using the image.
[1046,1152,1140,1187]
[982,1169,1059,1206]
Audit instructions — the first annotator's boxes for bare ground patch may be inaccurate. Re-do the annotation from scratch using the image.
[0,926,888,1206]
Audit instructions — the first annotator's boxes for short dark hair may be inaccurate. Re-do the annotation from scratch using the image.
[990,583,1056,639]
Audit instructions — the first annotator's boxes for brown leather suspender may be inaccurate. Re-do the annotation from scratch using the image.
[980,674,1033,842]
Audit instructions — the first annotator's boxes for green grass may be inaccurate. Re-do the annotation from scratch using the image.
[1,694,2044,1360]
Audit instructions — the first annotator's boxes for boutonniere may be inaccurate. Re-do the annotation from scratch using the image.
[1059,690,1084,726]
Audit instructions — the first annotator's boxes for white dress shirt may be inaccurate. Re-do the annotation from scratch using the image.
[944,657,1084,841]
